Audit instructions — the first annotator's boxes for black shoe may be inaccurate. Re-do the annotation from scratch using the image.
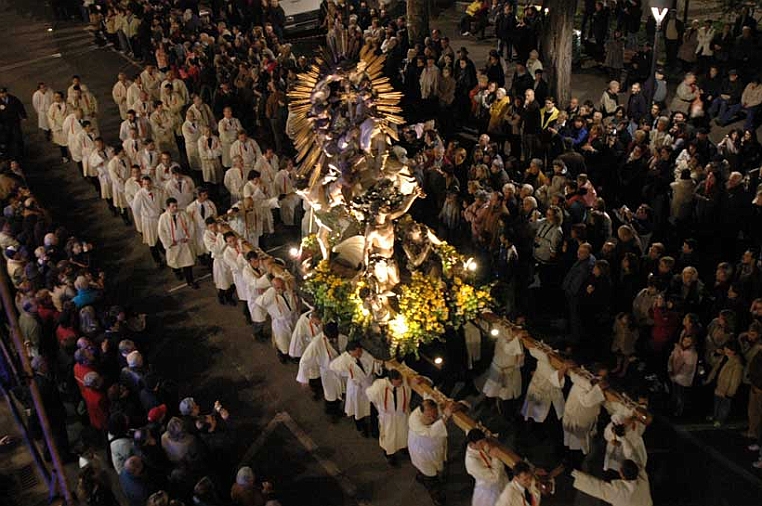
[174,270,183,280]
[278,353,288,364]
[386,453,399,467]
[227,298,237,306]
[218,294,226,305]
[188,282,200,289]
[156,262,165,271]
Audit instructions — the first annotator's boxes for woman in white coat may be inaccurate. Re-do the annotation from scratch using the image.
[521,345,567,422]
[465,429,508,506]
[366,370,411,464]
[157,198,198,288]
[32,83,54,137]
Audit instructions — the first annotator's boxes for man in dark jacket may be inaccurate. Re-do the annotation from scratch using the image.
[709,69,744,125]
[626,82,648,127]
[511,62,534,99]
[562,242,596,342]
[0,87,27,158]
[495,3,517,61]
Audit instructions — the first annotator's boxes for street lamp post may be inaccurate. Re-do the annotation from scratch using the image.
[650,4,669,80]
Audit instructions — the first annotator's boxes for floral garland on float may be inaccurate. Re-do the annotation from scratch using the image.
[291,45,493,357]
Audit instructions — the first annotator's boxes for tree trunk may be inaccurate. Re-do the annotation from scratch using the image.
[407,0,429,47]
[540,0,578,107]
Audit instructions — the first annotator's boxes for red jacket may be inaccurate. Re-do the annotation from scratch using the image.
[651,305,681,352]
[82,387,109,430]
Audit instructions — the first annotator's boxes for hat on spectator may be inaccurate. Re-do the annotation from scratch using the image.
[179,397,198,416]
[729,69,738,76]
[236,466,255,486]
[148,404,167,423]
[457,46,468,55]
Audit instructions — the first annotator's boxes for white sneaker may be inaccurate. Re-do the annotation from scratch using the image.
[749,444,761,452]
[62,157,69,163]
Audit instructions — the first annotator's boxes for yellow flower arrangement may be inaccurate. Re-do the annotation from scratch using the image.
[448,277,493,329]
[300,234,321,258]
[389,272,450,356]
[303,260,362,324]
[434,241,465,278]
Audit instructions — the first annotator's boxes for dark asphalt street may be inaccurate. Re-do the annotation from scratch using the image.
[2,1,762,505]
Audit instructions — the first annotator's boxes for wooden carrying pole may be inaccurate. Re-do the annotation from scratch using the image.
[386,359,523,468]
[479,313,652,425]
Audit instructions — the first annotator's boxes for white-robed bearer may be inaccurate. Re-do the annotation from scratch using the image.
[562,364,608,463]
[124,166,144,234]
[47,91,69,162]
[222,231,250,317]
[408,399,451,506]
[131,176,166,268]
[273,157,300,226]
[71,120,95,182]
[465,429,508,506]
[242,251,271,338]
[112,72,132,120]
[155,151,180,185]
[88,138,116,214]
[32,82,54,139]
[229,129,261,171]
[119,110,147,142]
[122,127,143,167]
[187,95,215,131]
[253,146,279,197]
[139,65,161,101]
[330,341,380,437]
[521,344,567,423]
[289,310,322,361]
[255,277,300,363]
[163,167,195,210]
[495,461,542,506]
[181,110,202,172]
[126,75,144,112]
[68,85,99,135]
[130,91,153,140]
[366,369,412,466]
[149,101,177,157]
[158,198,199,289]
[162,84,185,147]
[203,218,235,305]
[138,139,160,179]
[62,108,84,164]
[197,126,223,186]
[241,171,279,248]
[107,146,133,225]
[160,70,189,106]
[297,321,345,421]
[224,156,248,206]
[482,330,524,413]
[186,187,217,263]
[218,107,242,167]
[602,412,647,479]
[571,460,653,506]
